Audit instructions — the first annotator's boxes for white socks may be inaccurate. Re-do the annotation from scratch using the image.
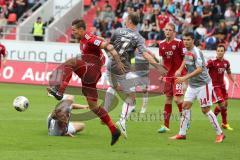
[179,109,191,135]
[206,110,222,135]
[103,87,116,112]
[120,97,136,124]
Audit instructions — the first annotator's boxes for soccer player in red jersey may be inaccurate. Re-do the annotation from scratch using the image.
[47,19,125,145]
[207,44,239,131]
[158,23,186,133]
[0,43,7,69]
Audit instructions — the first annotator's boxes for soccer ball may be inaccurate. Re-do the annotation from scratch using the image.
[13,96,29,112]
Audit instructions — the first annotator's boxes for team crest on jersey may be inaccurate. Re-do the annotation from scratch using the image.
[224,63,227,68]
[172,45,176,50]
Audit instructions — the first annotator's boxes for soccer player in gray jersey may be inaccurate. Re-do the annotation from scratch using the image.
[170,32,225,143]
[104,12,166,138]
[47,95,86,137]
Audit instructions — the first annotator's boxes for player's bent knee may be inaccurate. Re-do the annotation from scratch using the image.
[165,96,173,104]
[74,122,85,132]
[182,102,192,110]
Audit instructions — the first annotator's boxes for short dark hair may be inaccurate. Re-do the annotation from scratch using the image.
[183,32,194,39]
[128,12,140,25]
[217,44,226,51]
[72,19,86,30]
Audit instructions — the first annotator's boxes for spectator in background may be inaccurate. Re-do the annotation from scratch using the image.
[27,0,36,9]
[16,0,27,19]
[122,6,133,25]
[113,17,123,29]
[224,5,237,31]
[191,11,203,29]
[202,1,212,26]
[140,19,152,40]
[115,0,125,18]
[32,16,44,41]
[157,9,169,40]
[100,5,115,23]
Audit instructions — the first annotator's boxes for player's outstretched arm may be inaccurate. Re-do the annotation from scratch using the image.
[72,104,89,110]
[175,60,186,77]
[142,51,167,76]
[100,41,126,73]
[176,67,203,83]
[227,72,239,88]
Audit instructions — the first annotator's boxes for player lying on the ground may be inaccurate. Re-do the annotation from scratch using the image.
[170,32,225,143]
[47,19,125,145]
[207,44,239,131]
[103,12,167,139]
[158,23,186,133]
[47,95,87,137]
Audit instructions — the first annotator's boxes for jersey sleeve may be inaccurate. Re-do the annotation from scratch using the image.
[136,36,148,54]
[206,59,213,68]
[179,41,186,56]
[84,33,103,47]
[195,50,204,68]
[110,30,117,43]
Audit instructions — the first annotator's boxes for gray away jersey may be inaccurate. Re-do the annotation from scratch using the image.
[184,46,211,88]
[107,28,148,75]
[47,100,72,136]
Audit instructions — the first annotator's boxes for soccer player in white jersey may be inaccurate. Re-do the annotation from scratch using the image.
[170,32,225,143]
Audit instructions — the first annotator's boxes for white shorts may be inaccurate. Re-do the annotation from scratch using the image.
[184,82,213,107]
[107,71,141,93]
[67,122,76,135]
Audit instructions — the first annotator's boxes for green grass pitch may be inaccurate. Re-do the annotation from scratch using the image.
[0,83,239,160]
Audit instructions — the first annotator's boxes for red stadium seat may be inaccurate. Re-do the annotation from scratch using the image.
[7,13,17,24]
[84,0,91,7]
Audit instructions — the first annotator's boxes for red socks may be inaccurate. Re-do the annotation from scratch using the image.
[221,107,227,125]
[214,105,228,125]
[57,65,73,94]
[214,106,221,116]
[164,104,172,128]
[91,107,116,134]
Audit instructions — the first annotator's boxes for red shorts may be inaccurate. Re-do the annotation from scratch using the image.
[74,62,102,102]
[212,85,228,103]
[164,77,184,97]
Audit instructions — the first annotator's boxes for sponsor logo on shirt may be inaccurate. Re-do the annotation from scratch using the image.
[172,45,176,50]
[94,40,101,46]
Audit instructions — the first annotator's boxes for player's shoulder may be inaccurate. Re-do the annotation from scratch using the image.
[173,38,182,42]
[223,58,230,63]
[83,32,95,40]
[159,39,166,45]
[193,46,202,54]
